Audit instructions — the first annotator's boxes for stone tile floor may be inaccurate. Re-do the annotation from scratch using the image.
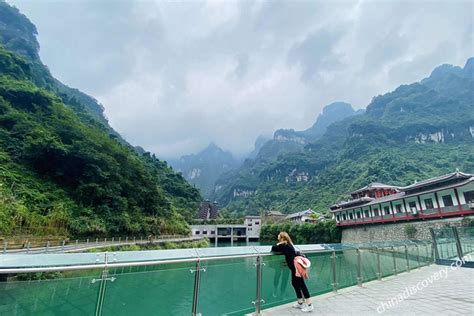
[259,264,474,315]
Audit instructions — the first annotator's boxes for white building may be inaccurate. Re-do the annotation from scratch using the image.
[190,216,261,242]
[244,215,261,238]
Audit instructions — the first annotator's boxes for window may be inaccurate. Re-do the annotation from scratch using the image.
[343,214,347,220]
[442,195,454,207]
[384,206,390,215]
[463,191,474,203]
[357,212,361,219]
[336,215,340,221]
[349,213,354,220]
[195,231,200,235]
[203,230,207,235]
[424,198,434,209]
[211,231,215,234]
[364,210,369,217]
[255,222,260,225]
[395,204,402,213]
[374,208,379,216]
[408,201,417,211]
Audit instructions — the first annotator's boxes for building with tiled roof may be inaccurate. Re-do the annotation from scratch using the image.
[331,171,474,226]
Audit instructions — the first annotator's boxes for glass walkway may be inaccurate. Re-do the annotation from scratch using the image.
[0,240,446,316]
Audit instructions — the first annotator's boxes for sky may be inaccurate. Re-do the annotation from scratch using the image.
[8,0,474,159]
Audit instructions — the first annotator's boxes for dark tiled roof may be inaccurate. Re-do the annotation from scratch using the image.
[400,171,473,191]
[351,182,399,194]
[286,209,316,219]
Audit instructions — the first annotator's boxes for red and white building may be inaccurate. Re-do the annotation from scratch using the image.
[331,171,474,226]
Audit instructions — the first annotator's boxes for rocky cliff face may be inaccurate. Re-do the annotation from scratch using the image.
[214,58,474,216]
[170,143,239,198]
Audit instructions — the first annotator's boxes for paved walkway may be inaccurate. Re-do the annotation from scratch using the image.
[261,264,474,315]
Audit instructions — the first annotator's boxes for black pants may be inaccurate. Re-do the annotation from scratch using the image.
[291,268,310,299]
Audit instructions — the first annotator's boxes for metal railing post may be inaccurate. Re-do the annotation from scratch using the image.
[86,239,89,245]
[62,240,65,252]
[75,240,79,249]
[429,228,439,260]
[404,245,410,272]
[3,241,7,254]
[46,241,50,253]
[415,244,420,268]
[391,247,397,275]
[452,226,464,260]
[191,259,204,316]
[331,251,338,292]
[356,249,362,285]
[253,255,264,315]
[425,244,430,265]
[96,238,98,245]
[26,242,31,254]
[376,248,381,280]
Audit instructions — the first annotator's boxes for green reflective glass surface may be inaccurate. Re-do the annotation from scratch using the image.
[198,258,256,315]
[101,263,195,316]
[335,250,358,289]
[360,249,378,282]
[260,252,333,310]
[0,270,101,315]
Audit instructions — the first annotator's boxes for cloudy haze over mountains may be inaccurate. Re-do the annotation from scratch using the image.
[8,0,473,158]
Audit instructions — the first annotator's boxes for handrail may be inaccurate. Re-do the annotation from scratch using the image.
[0,247,340,274]
[0,241,435,274]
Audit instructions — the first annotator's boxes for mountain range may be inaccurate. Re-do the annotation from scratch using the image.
[212,58,474,216]
[173,101,361,199]
[0,2,200,237]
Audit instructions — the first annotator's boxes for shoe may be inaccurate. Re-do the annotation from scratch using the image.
[292,302,304,309]
[301,303,314,313]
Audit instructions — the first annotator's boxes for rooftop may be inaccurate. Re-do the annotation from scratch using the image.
[286,209,316,219]
[400,170,473,191]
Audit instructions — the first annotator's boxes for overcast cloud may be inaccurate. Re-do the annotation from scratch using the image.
[8,0,474,158]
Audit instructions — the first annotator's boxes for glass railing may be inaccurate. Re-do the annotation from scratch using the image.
[430,226,474,263]
[0,242,433,316]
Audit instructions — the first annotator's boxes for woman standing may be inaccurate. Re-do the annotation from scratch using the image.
[271,232,313,312]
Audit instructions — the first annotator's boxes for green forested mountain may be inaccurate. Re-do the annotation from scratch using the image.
[217,58,474,216]
[0,2,201,237]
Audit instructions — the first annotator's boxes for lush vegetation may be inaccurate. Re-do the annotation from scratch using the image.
[216,58,474,216]
[260,221,341,244]
[0,3,202,238]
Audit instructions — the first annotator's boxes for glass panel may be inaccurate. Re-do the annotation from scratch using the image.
[261,252,333,310]
[394,246,407,273]
[0,269,101,315]
[433,228,457,260]
[198,257,256,315]
[102,262,195,316]
[360,249,378,282]
[457,227,474,258]
[407,245,419,269]
[379,248,395,277]
[335,250,358,289]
